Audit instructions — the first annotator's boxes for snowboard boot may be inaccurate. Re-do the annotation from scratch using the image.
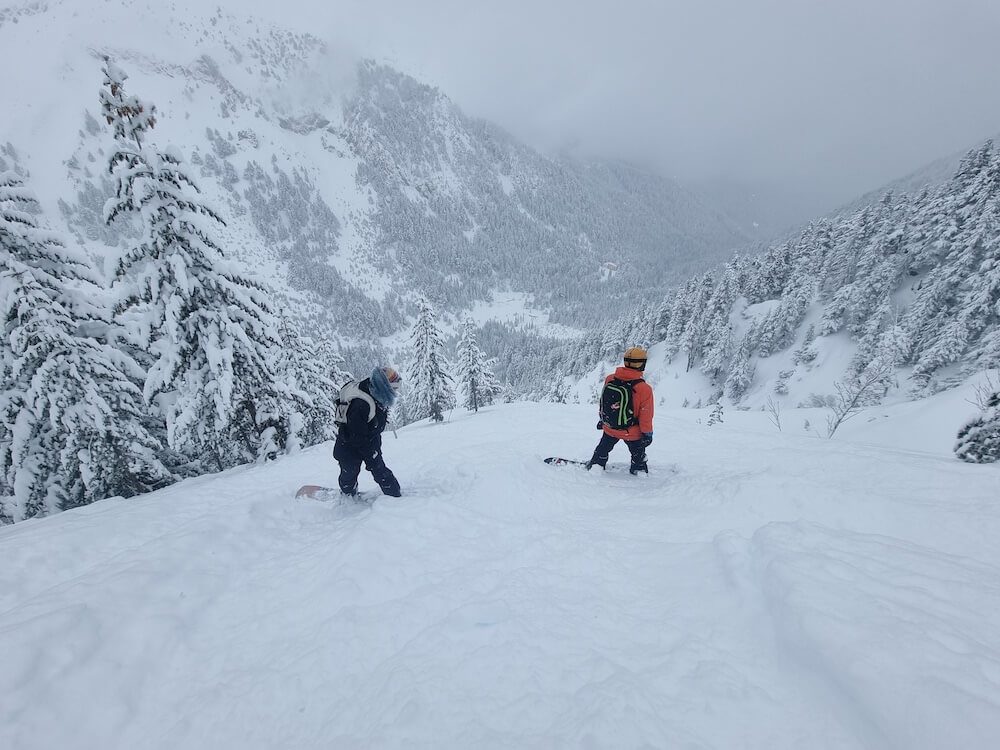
[586,458,607,471]
[629,452,649,475]
[341,483,358,497]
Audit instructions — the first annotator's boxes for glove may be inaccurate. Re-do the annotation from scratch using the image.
[640,432,653,448]
[596,420,604,430]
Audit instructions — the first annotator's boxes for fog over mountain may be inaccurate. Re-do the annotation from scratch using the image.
[215,0,1000,230]
[0,0,751,361]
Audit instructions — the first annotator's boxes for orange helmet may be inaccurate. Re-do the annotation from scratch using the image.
[624,347,648,371]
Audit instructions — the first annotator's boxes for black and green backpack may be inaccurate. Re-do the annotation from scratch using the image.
[599,378,641,430]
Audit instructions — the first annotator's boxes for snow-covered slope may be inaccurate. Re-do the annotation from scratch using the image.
[2,395,998,749]
[596,313,982,417]
[557,139,1000,416]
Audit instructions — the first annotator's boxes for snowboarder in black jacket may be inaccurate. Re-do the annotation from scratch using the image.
[333,366,403,497]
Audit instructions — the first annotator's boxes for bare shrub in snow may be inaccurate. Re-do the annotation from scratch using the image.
[765,397,782,432]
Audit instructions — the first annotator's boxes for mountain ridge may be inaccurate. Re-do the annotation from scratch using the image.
[0,0,750,356]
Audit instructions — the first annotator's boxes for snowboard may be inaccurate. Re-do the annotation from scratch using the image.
[295,484,378,503]
[543,457,647,474]
[543,457,591,467]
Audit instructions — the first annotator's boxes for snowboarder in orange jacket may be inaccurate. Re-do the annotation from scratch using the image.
[587,347,654,474]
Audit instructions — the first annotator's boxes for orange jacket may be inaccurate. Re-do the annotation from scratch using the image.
[600,367,654,440]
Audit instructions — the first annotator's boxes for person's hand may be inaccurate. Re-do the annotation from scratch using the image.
[640,432,653,447]
[596,420,604,430]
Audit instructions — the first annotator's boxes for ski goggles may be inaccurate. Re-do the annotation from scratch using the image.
[624,357,647,370]
[384,367,403,390]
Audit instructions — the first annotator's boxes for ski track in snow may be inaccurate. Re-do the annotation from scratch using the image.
[2,402,1000,749]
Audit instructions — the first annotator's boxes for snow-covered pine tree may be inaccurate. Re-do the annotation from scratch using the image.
[952,215,1000,371]
[739,254,768,304]
[751,241,794,302]
[724,330,755,402]
[903,186,944,273]
[869,321,910,395]
[404,297,454,422]
[625,300,657,352]
[819,205,876,297]
[906,144,1000,384]
[822,194,909,337]
[707,402,724,426]
[456,319,501,412]
[754,308,782,358]
[850,296,909,382]
[745,233,820,363]
[792,324,818,366]
[777,241,822,335]
[100,58,157,148]
[546,379,570,404]
[102,60,285,469]
[679,272,715,371]
[599,318,625,361]
[663,277,697,359]
[267,318,350,453]
[0,172,169,520]
[908,178,991,382]
[802,219,834,280]
[699,257,741,379]
[773,369,794,395]
[955,389,1000,463]
[652,291,674,342]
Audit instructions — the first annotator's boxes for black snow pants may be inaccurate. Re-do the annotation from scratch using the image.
[589,432,648,473]
[333,437,401,497]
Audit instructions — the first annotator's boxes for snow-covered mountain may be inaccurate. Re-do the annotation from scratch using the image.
[2,396,999,748]
[543,139,1000,421]
[0,0,748,362]
[3,3,999,738]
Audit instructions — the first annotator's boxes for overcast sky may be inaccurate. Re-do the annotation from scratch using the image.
[236,0,1000,209]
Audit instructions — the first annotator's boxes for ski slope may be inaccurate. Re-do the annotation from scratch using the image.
[2,396,999,749]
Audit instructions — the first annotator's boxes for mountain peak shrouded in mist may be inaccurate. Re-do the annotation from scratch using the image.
[1,0,752,356]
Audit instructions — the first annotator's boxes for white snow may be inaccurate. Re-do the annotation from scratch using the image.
[2,393,999,749]
[497,173,515,196]
[379,291,582,353]
[465,291,583,338]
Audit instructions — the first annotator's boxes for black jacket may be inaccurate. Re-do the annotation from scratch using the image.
[338,378,389,449]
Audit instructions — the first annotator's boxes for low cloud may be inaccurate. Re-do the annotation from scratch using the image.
[221,0,1000,211]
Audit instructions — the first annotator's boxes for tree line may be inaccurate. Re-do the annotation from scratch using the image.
[517,142,1000,456]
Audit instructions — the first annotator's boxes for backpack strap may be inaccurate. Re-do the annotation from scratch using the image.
[601,377,643,429]
[335,381,377,424]
[608,376,644,390]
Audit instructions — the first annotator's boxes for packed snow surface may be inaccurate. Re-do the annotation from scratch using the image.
[2,397,999,749]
